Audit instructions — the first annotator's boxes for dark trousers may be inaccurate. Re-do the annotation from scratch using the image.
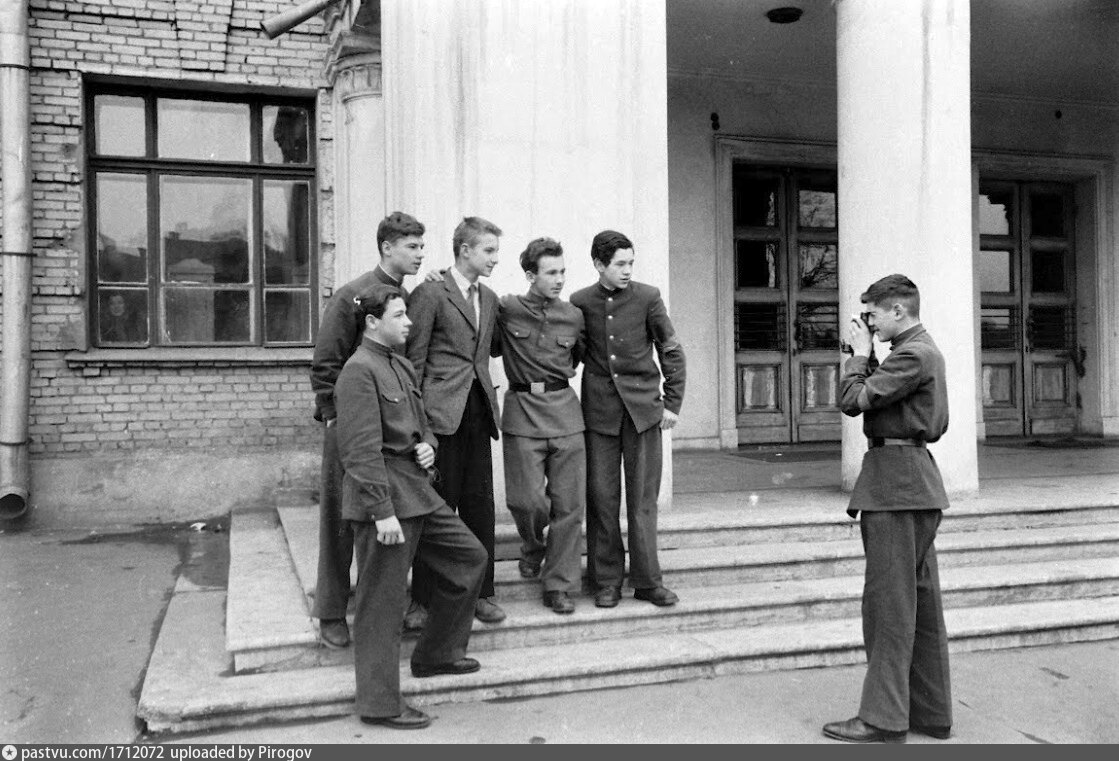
[412,380,496,603]
[504,431,586,593]
[585,411,663,590]
[352,506,486,718]
[313,423,352,620]
[858,510,953,732]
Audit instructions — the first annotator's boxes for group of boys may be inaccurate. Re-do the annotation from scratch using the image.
[310,212,686,729]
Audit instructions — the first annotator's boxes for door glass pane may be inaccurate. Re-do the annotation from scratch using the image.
[982,364,1015,406]
[95,95,145,157]
[1030,192,1065,237]
[735,240,778,288]
[737,365,780,411]
[735,303,786,351]
[1033,364,1066,402]
[1030,248,1066,293]
[980,308,1018,350]
[161,176,252,285]
[96,173,148,283]
[265,290,311,343]
[796,304,838,350]
[1030,306,1070,350]
[164,288,251,343]
[98,289,149,345]
[802,364,838,409]
[797,175,837,228]
[263,105,310,164]
[263,180,310,285]
[798,244,838,289]
[979,190,1013,235]
[733,170,778,227]
[979,249,1012,292]
[158,98,250,161]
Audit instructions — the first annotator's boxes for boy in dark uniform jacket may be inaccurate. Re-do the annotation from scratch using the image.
[569,230,686,609]
[309,212,427,649]
[823,274,952,744]
[336,284,487,730]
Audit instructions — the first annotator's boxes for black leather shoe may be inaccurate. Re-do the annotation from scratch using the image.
[822,717,906,744]
[319,618,350,649]
[403,601,428,633]
[542,590,575,614]
[360,704,432,729]
[518,559,541,578]
[634,586,679,606]
[410,657,481,678]
[474,597,507,623]
[594,586,621,608]
[911,724,951,740]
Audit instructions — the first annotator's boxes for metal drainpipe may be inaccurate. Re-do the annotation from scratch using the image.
[0,0,32,520]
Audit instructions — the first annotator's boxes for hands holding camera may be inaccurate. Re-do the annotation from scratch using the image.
[843,311,874,357]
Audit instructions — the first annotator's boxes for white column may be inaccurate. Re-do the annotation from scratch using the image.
[1102,128,1119,436]
[328,33,385,288]
[836,0,978,495]
[381,0,673,504]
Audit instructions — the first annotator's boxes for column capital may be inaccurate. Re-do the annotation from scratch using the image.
[325,30,381,99]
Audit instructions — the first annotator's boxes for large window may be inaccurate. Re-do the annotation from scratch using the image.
[88,88,316,347]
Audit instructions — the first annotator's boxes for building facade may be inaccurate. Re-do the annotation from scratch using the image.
[0,0,1116,524]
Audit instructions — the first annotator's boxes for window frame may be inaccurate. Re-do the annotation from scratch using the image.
[86,84,319,349]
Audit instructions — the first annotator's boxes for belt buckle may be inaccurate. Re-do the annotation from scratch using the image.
[530,381,545,394]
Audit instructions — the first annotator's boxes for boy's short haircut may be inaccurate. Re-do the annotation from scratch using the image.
[520,237,564,273]
[590,229,634,268]
[353,283,402,321]
[861,273,921,316]
[377,212,425,250]
[452,216,503,257]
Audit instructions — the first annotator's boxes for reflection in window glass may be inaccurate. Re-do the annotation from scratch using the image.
[1030,249,1066,293]
[263,181,310,285]
[796,304,838,350]
[799,244,838,289]
[1030,306,1069,350]
[982,364,1015,406]
[96,173,148,283]
[160,176,252,285]
[98,289,149,344]
[1030,192,1065,238]
[980,308,1017,350]
[978,249,1011,292]
[736,240,778,288]
[802,364,838,409]
[158,99,250,161]
[737,365,780,411]
[978,191,1013,235]
[733,170,778,227]
[95,95,146,157]
[735,303,785,351]
[797,175,837,228]
[263,106,309,164]
[265,290,311,343]
[163,288,250,343]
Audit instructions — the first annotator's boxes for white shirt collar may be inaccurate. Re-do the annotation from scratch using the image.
[448,265,477,301]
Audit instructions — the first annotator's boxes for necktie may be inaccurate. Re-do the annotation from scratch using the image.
[467,283,479,325]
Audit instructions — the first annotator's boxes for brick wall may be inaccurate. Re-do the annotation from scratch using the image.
[0,0,336,460]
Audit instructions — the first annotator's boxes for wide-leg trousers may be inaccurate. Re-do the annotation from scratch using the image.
[312,423,352,620]
[858,509,953,732]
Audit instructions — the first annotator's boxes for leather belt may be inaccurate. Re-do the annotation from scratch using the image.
[509,380,569,394]
[869,437,926,448]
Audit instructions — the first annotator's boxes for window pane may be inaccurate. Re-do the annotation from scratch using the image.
[735,303,786,351]
[164,288,250,343]
[981,308,1018,350]
[157,99,249,161]
[264,180,310,285]
[94,95,145,157]
[98,289,149,345]
[1031,248,1066,293]
[1030,192,1065,238]
[161,176,252,285]
[733,170,778,227]
[735,240,778,288]
[796,304,838,350]
[737,365,780,411]
[1030,306,1070,350]
[799,244,838,289]
[978,249,1011,293]
[797,174,836,228]
[979,190,1013,235]
[263,105,310,164]
[265,290,311,343]
[96,173,148,283]
[982,364,1015,406]
[802,364,838,409]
